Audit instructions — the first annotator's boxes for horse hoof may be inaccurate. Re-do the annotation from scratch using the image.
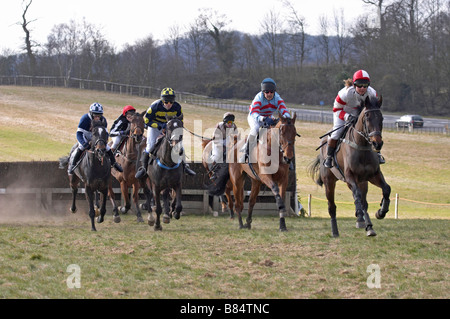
[366,229,377,237]
[97,216,104,223]
[113,216,121,223]
[70,208,77,214]
[119,206,128,214]
[137,216,144,223]
[163,214,171,224]
[356,221,366,229]
[91,228,97,232]
[279,228,288,232]
[375,209,386,219]
[154,225,163,231]
[332,232,339,238]
[174,212,181,220]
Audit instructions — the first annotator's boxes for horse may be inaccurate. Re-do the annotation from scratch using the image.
[308,95,391,237]
[59,121,111,231]
[216,114,298,231]
[145,115,184,231]
[201,137,235,219]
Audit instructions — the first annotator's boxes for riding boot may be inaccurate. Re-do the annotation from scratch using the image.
[108,149,123,172]
[239,134,256,163]
[377,152,386,164]
[324,138,338,168]
[289,161,295,171]
[68,147,83,175]
[135,152,149,179]
[183,161,196,176]
[209,162,219,181]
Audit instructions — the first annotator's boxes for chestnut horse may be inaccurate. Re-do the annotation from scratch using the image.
[108,112,153,224]
[218,114,298,231]
[309,96,391,237]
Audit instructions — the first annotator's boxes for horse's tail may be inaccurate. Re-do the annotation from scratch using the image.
[207,163,230,196]
[307,155,323,187]
[59,156,69,170]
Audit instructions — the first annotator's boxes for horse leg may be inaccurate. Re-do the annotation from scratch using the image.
[349,182,376,237]
[97,189,108,224]
[142,182,155,226]
[245,180,262,230]
[370,173,392,220]
[230,175,245,229]
[162,189,171,224]
[173,186,183,220]
[108,184,121,223]
[69,175,79,214]
[132,184,144,223]
[225,186,234,220]
[119,182,131,214]
[85,187,97,231]
[153,188,163,231]
[324,176,339,237]
[355,182,367,229]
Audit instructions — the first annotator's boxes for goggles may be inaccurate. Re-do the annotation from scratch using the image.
[355,83,369,88]
[263,90,275,94]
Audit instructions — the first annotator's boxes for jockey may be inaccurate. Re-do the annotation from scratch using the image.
[110,105,136,152]
[239,77,291,164]
[209,112,239,180]
[323,70,386,168]
[135,88,195,179]
[68,102,123,175]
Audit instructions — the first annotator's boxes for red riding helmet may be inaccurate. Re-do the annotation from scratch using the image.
[122,105,136,116]
[353,70,371,85]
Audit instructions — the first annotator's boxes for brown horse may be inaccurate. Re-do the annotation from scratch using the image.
[222,114,298,231]
[201,138,235,219]
[108,112,153,224]
[309,96,391,237]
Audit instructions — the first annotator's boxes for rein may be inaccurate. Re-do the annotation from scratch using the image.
[347,108,382,147]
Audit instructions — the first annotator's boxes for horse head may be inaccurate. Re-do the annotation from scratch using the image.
[130,112,145,144]
[90,120,109,162]
[277,113,298,164]
[356,95,384,151]
[164,115,184,162]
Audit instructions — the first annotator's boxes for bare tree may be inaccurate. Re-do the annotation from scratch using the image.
[198,8,235,77]
[19,0,37,75]
[332,8,352,65]
[283,0,308,71]
[317,15,331,65]
[259,10,285,76]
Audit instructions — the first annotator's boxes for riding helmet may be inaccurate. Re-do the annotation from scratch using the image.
[353,70,371,86]
[89,102,104,117]
[122,105,136,116]
[223,112,235,123]
[261,78,276,92]
[161,88,176,103]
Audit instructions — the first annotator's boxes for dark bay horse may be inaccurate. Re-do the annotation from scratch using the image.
[202,138,235,219]
[309,96,391,237]
[219,114,298,231]
[60,121,111,231]
[145,115,184,231]
[108,112,153,224]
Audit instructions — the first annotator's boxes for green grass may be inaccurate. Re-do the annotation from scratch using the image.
[0,215,448,299]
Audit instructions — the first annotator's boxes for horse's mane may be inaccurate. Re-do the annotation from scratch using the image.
[91,119,107,129]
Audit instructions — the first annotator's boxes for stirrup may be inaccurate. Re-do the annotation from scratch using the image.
[378,153,386,164]
[324,156,333,168]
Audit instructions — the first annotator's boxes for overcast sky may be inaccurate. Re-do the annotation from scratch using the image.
[1,0,372,53]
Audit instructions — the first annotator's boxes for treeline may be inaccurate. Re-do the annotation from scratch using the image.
[1,0,449,116]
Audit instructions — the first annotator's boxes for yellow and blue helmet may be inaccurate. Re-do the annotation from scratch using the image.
[161,88,176,103]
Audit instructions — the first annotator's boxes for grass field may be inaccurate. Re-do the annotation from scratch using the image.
[0,86,449,300]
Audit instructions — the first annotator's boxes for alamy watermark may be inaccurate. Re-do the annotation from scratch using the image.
[66,264,81,289]
[366,264,381,289]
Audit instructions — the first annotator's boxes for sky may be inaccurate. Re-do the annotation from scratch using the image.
[1,0,372,53]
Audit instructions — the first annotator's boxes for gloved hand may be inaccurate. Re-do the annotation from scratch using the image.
[263,117,276,127]
[158,122,167,130]
[82,142,90,150]
[121,129,130,136]
[345,113,358,124]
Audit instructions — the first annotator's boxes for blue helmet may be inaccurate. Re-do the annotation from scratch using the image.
[261,78,276,92]
[89,102,103,117]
